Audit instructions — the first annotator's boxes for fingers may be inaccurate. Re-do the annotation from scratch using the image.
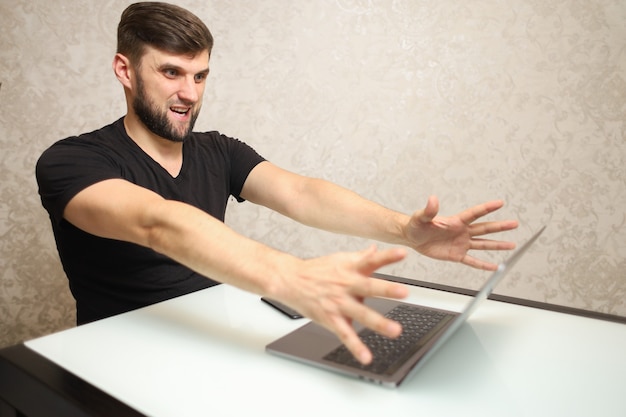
[456,200,505,224]
[355,245,408,276]
[353,271,410,300]
[334,300,404,365]
[469,237,516,251]
[333,317,374,364]
[353,247,409,299]
[467,218,519,254]
[460,254,499,271]
[459,202,518,250]
[331,248,409,364]
[292,246,411,365]
[469,220,519,237]
[417,199,518,234]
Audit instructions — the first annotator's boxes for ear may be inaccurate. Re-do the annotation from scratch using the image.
[112,53,133,89]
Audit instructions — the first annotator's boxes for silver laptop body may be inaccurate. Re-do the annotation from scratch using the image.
[266,226,545,387]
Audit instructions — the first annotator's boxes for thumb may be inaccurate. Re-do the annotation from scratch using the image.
[356,246,407,275]
[413,195,439,225]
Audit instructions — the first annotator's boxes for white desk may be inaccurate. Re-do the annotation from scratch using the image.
[7,284,626,417]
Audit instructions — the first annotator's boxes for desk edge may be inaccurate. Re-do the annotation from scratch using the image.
[0,344,146,417]
[374,273,626,325]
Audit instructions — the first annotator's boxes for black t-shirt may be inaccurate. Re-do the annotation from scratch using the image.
[36,118,265,324]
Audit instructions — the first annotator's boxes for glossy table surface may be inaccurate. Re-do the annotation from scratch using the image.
[9,283,625,417]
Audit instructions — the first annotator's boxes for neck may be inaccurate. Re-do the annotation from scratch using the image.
[123,114,184,177]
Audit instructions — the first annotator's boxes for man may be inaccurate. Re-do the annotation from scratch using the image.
[36,2,517,366]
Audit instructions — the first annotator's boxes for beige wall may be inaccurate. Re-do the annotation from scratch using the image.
[1,0,625,348]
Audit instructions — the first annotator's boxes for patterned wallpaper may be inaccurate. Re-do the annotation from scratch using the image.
[1,0,625,348]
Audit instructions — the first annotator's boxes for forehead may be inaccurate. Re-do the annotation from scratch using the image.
[140,45,210,72]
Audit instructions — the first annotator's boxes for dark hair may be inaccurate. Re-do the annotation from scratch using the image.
[117,2,214,65]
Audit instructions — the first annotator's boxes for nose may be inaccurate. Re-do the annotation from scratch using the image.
[178,76,200,103]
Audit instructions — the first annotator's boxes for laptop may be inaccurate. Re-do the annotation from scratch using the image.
[266,226,546,387]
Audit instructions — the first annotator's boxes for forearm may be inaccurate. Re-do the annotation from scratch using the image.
[145,199,299,297]
[282,177,410,246]
[65,179,298,298]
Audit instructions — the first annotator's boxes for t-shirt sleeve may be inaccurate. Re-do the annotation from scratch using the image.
[35,138,124,225]
[220,134,266,202]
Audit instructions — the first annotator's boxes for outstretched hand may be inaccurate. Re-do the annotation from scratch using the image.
[276,245,409,366]
[405,196,518,270]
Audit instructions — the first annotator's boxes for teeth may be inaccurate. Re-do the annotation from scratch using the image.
[171,107,189,114]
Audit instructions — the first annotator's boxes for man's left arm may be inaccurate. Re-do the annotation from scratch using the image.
[241,161,518,270]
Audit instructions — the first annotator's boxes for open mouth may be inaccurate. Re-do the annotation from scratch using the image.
[170,106,190,116]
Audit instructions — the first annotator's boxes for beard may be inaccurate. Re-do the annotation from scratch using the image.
[132,74,200,143]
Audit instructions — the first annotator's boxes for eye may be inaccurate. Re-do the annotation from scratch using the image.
[194,72,208,83]
[163,68,178,78]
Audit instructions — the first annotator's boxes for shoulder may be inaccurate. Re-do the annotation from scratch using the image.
[188,130,243,147]
[38,119,132,164]
[186,130,263,158]
[41,119,125,154]
[36,119,134,187]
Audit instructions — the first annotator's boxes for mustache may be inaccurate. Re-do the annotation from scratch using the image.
[168,99,196,107]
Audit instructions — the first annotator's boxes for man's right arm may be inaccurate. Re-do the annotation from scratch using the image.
[64,178,409,365]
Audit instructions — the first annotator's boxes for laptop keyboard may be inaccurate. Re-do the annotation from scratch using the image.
[323,304,454,376]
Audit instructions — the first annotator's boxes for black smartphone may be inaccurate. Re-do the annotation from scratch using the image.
[261,297,303,319]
